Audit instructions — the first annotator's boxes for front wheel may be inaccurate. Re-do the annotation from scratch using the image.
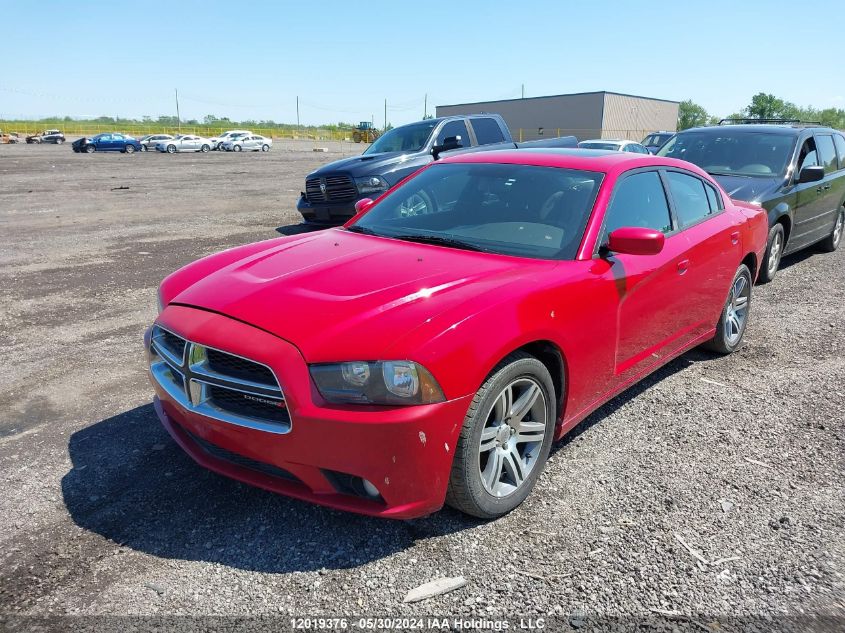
[85,144,95,153]
[200,144,210,152]
[124,144,135,154]
[819,207,844,253]
[446,352,556,519]
[261,144,270,152]
[233,145,242,152]
[702,264,752,355]
[166,144,176,154]
[758,223,784,284]
[56,138,64,145]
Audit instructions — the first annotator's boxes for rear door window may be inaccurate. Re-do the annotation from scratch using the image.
[815,134,838,173]
[470,118,505,145]
[665,171,712,228]
[833,134,845,169]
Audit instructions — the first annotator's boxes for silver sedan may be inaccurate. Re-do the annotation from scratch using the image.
[221,134,272,152]
[155,135,213,153]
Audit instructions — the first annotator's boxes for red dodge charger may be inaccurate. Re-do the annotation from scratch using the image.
[146,149,768,519]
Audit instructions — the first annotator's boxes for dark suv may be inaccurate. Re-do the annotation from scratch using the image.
[658,122,845,282]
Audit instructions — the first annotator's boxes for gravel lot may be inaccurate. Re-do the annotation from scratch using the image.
[0,142,842,631]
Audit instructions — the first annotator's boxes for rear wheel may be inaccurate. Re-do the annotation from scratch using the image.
[56,138,64,145]
[85,144,95,153]
[124,144,135,154]
[353,131,362,143]
[702,264,752,355]
[200,144,210,152]
[819,207,844,253]
[233,145,242,152]
[166,144,176,154]
[758,223,784,284]
[446,352,556,519]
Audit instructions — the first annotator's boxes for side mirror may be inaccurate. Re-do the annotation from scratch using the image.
[605,227,665,256]
[431,135,462,160]
[797,165,824,184]
[354,198,375,214]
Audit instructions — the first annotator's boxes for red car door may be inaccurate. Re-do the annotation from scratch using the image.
[592,169,696,381]
[662,169,742,338]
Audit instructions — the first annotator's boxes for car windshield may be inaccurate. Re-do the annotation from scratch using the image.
[657,131,795,177]
[348,163,603,260]
[643,134,672,146]
[579,142,620,151]
[363,121,436,154]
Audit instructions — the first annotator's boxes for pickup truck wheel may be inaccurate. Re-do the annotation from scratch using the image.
[166,144,177,154]
[819,207,844,253]
[758,224,784,284]
[398,191,434,217]
[446,351,555,519]
[85,144,95,153]
[702,264,752,355]
[124,144,135,154]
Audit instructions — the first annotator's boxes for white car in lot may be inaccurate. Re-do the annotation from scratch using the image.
[209,130,252,150]
[221,134,272,152]
[577,138,650,154]
[155,135,213,153]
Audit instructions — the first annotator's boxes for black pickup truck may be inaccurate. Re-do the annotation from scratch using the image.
[297,114,577,224]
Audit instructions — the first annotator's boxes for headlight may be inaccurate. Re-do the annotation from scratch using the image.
[355,176,389,195]
[310,361,445,405]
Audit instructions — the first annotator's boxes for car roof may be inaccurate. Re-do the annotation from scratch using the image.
[680,123,837,136]
[440,148,709,177]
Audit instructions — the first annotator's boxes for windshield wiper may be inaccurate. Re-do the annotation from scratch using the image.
[391,234,487,252]
[345,225,377,235]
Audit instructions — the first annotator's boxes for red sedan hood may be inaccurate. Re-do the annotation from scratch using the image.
[173,230,554,361]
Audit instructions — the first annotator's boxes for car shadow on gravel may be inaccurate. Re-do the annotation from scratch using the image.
[62,404,477,573]
[276,223,332,236]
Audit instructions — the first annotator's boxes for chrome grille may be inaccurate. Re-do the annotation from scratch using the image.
[148,325,291,434]
[305,174,357,203]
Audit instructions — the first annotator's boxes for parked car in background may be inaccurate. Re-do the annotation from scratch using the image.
[148,150,767,519]
[71,133,142,153]
[209,130,252,150]
[220,134,272,152]
[0,130,21,144]
[139,134,174,151]
[578,139,650,153]
[26,129,65,144]
[657,121,845,282]
[297,114,577,224]
[642,131,675,154]
[155,135,212,153]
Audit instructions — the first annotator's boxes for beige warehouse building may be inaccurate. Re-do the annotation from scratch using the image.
[436,91,679,142]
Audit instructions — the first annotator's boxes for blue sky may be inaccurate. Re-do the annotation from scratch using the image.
[1,0,842,125]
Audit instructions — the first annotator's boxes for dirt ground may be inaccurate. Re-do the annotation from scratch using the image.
[0,142,843,631]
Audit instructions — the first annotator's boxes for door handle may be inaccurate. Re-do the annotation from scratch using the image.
[676,259,690,275]
[823,184,832,190]
[730,231,740,245]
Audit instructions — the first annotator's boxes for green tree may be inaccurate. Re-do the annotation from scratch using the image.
[678,99,710,130]
[744,93,799,120]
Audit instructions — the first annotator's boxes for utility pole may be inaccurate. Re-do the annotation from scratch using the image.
[296,96,300,129]
[521,84,524,99]
[175,88,181,131]
[384,99,387,131]
[424,93,427,118]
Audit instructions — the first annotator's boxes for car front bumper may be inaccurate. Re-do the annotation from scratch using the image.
[145,305,471,519]
[296,195,360,224]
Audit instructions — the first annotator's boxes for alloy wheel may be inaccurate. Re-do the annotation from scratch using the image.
[724,274,750,346]
[834,211,844,248]
[767,231,783,277]
[477,377,547,498]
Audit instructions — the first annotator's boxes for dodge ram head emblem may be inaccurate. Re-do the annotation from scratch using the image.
[319,180,327,195]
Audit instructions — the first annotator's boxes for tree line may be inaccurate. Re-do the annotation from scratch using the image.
[679,93,845,130]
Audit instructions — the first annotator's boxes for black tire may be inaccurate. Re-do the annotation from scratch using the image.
[818,207,844,253]
[166,144,176,154]
[261,144,270,152]
[446,351,556,519]
[200,144,210,152]
[56,138,64,145]
[124,144,135,154]
[757,223,784,284]
[141,145,148,151]
[702,264,752,355]
[85,144,95,153]
[233,144,242,152]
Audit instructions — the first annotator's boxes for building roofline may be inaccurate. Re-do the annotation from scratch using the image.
[437,90,680,109]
